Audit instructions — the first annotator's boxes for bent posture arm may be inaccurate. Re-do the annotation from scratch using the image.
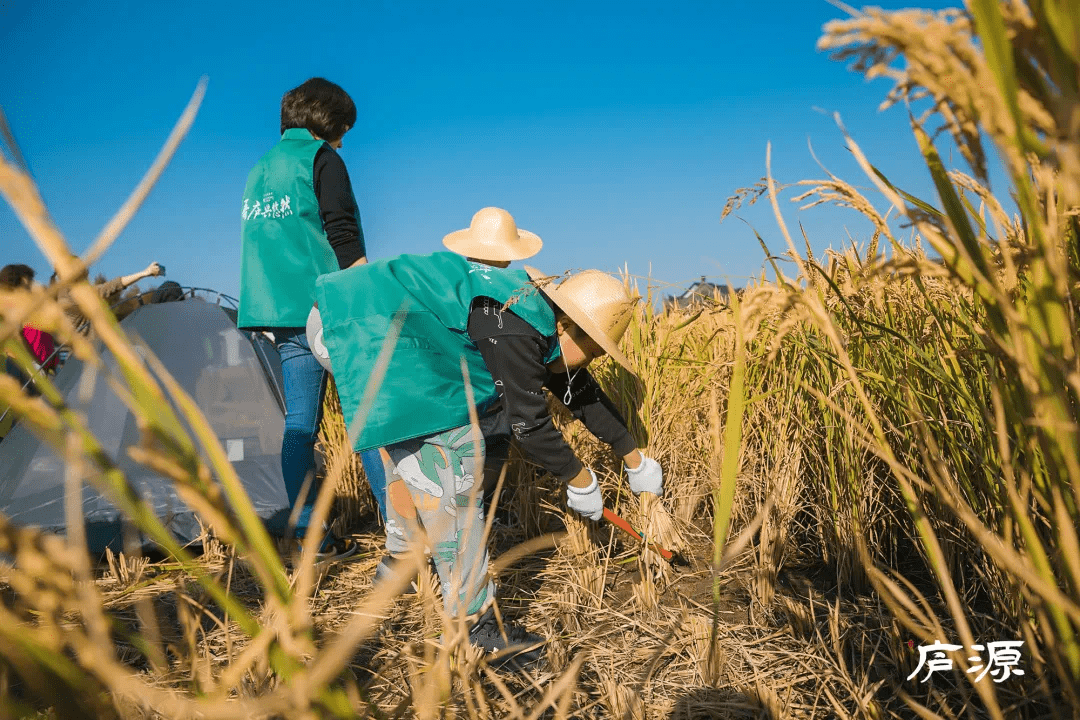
[546,370,642,484]
[114,262,164,292]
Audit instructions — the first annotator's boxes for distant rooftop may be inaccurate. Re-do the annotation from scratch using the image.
[662,277,741,311]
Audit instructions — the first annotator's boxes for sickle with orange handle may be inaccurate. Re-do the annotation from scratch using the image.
[601,507,689,566]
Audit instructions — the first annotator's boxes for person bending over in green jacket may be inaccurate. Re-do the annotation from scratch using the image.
[357,206,544,551]
[307,251,665,670]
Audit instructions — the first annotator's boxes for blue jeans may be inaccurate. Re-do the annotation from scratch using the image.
[365,449,389,521]
[274,328,387,532]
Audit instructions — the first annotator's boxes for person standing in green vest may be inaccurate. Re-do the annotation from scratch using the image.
[238,77,384,558]
[307,250,666,670]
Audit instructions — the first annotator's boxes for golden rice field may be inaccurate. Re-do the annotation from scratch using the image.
[1,1,1079,717]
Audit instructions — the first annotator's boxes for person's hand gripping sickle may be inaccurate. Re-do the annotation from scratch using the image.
[565,451,664,521]
[566,468,604,520]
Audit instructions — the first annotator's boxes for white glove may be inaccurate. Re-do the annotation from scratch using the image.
[306,305,333,374]
[626,455,663,496]
[566,469,603,521]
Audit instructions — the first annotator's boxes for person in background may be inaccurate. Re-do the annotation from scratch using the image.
[238,77,384,559]
[151,280,185,304]
[1,264,59,441]
[1,264,59,374]
[51,261,166,333]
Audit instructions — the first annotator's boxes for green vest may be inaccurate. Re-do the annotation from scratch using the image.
[314,252,561,451]
[238,128,345,329]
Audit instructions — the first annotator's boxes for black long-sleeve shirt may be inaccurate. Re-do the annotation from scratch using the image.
[467,295,637,481]
[313,145,366,269]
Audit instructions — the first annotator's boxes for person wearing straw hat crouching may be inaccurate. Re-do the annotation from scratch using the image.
[307,250,665,671]
[442,207,547,517]
[365,207,543,584]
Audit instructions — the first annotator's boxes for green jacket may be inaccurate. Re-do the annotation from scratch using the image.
[238,129,344,329]
[315,252,560,451]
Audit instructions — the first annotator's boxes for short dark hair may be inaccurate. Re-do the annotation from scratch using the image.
[0,264,35,289]
[152,281,185,303]
[280,78,356,141]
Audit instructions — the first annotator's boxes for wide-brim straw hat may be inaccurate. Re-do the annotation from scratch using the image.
[525,266,639,375]
[443,207,542,262]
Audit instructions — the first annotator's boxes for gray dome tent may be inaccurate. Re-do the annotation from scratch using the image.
[0,294,290,553]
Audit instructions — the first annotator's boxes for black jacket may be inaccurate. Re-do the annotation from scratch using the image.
[313,145,365,268]
[467,295,636,481]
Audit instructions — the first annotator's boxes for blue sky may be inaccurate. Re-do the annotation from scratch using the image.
[2,0,966,301]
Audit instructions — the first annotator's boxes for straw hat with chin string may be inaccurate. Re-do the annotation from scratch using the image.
[443,207,542,262]
[525,266,640,376]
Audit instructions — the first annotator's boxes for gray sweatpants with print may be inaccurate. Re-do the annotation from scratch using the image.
[383,424,495,619]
